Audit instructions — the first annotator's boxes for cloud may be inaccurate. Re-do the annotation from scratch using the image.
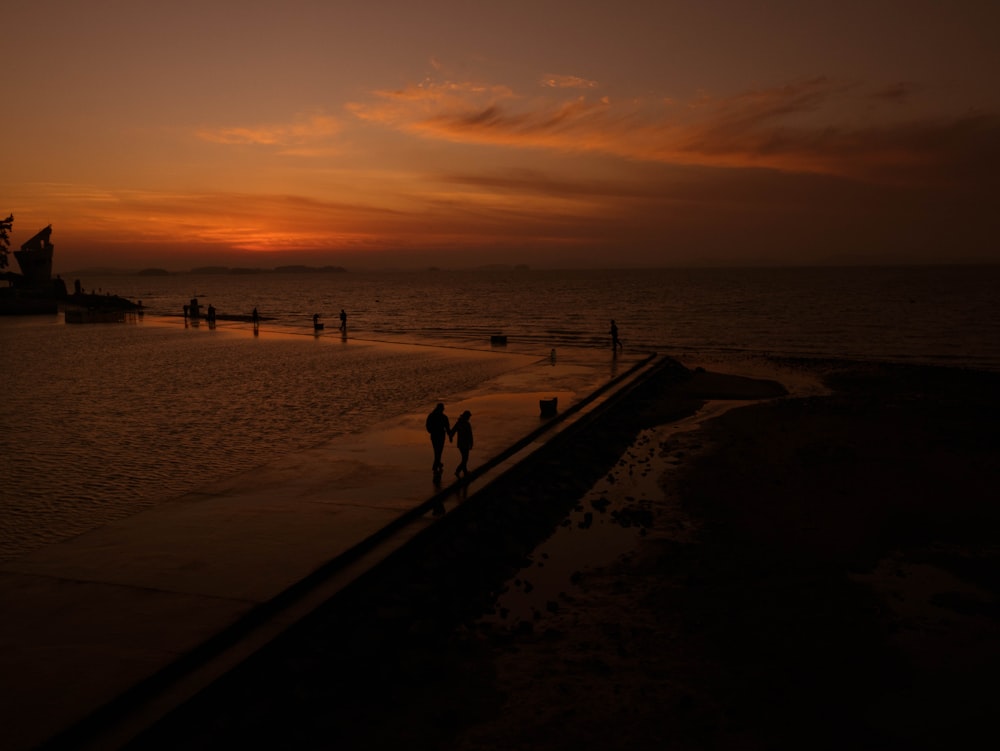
[33,184,405,253]
[540,74,599,89]
[352,79,516,109]
[440,169,655,201]
[196,113,341,153]
[349,75,1000,188]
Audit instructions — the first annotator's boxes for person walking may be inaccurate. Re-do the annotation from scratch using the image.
[450,410,474,478]
[425,402,452,473]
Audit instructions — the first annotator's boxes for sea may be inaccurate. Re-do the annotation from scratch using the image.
[2,265,999,561]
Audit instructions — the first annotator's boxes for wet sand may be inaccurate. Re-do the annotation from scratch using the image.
[127,358,1000,751]
[2,340,653,751]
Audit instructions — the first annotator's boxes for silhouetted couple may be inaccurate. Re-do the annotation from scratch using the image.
[425,403,474,478]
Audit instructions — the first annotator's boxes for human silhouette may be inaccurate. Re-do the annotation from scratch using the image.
[339,308,347,332]
[313,313,323,332]
[610,319,623,353]
[450,410,474,478]
[425,402,452,473]
[251,307,259,329]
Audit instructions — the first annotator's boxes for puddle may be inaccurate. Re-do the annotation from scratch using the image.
[480,429,665,629]
[479,398,762,631]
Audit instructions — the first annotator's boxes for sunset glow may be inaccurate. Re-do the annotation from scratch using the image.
[5,1,999,270]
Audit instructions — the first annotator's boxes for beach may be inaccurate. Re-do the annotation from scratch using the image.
[116,356,1000,750]
[2,339,657,751]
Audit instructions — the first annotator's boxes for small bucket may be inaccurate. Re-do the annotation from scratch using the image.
[539,397,558,417]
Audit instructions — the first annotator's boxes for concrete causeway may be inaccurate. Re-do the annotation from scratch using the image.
[0,342,658,751]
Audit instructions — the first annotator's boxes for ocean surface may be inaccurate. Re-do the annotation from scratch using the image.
[2,266,999,561]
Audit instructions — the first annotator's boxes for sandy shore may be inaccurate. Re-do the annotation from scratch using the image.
[124,357,1000,751]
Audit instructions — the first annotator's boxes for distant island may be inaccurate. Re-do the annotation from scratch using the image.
[66,263,536,276]
[424,264,530,272]
[85,266,349,276]
[188,265,348,275]
[273,265,347,274]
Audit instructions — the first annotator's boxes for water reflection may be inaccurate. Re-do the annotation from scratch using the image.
[0,322,529,561]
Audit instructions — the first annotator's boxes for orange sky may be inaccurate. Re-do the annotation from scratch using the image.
[4,0,999,270]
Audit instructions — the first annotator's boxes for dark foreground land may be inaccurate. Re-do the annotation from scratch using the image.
[121,358,1000,751]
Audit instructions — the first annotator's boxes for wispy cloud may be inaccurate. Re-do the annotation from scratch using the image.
[349,75,1000,186]
[196,113,341,154]
[63,176,624,254]
[541,74,599,89]
[35,184,405,252]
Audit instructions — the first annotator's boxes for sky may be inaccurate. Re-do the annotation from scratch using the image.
[4,0,999,270]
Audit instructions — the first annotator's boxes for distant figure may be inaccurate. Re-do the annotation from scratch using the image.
[339,308,347,332]
[425,402,452,473]
[610,319,623,353]
[313,313,323,332]
[450,410,474,478]
[183,304,189,319]
[207,304,216,323]
[251,307,259,329]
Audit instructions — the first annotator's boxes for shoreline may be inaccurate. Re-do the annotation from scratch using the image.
[32,356,1000,749]
[0,317,556,564]
[123,358,786,748]
[1,340,655,751]
[464,358,1000,751]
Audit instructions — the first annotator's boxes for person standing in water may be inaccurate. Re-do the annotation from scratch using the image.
[339,308,347,333]
[610,319,623,353]
[450,410,474,478]
[425,402,452,473]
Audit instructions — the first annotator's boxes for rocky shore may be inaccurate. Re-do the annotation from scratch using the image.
[124,357,1000,751]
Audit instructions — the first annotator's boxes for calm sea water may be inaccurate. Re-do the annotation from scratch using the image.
[2,266,998,561]
[96,265,1000,367]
